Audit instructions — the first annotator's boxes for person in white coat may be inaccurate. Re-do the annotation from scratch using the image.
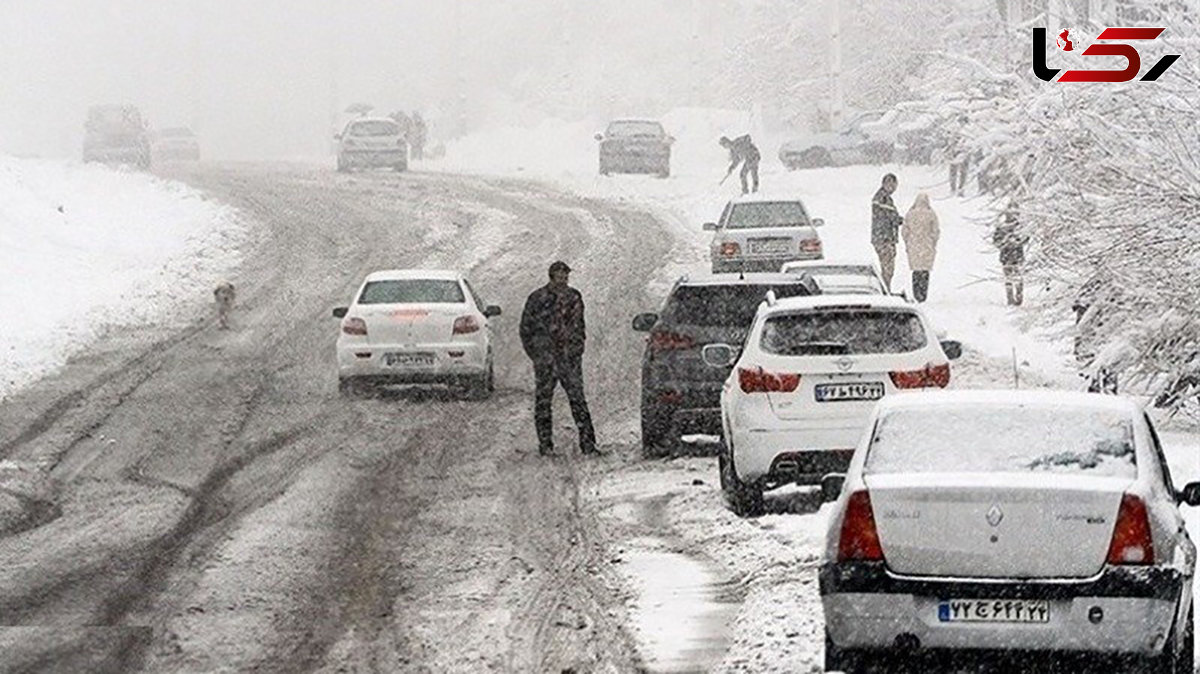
[902,193,940,302]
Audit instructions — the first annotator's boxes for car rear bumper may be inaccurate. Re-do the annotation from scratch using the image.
[599,151,670,172]
[337,342,487,380]
[731,424,863,484]
[341,149,406,167]
[820,562,1183,655]
[643,385,724,435]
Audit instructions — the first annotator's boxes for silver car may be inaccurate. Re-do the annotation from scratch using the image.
[820,390,1197,673]
[706,196,824,273]
[335,118,408,172]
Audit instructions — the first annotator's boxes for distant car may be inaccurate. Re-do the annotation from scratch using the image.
[780,259,887,295]
[595,119,673,177]
[706,196,824,273]
[332,270,500,398]
[707,294,961,516]
[335,118,407,172]
[778,127,893,170]
[631,273,819,456]
[821,390,1197,674]
[152,127,201,162]
[82,104,151,168]
[857,105,936,163]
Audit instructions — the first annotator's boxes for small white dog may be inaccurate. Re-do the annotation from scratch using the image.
[213,282,236,329]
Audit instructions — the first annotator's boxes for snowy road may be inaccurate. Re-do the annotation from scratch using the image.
[0,164,674,672]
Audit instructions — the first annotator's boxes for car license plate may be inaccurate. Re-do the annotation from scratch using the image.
[384,352,434,368]
[814,382,884,402]
[748,238,791,255]
[938,599,1050,624]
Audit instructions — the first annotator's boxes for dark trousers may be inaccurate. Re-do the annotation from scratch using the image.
[740,159,760,194]
[534,354,596,452]
[1002,263,1023,305]
[911,270,930,302]
[949,159,969,195]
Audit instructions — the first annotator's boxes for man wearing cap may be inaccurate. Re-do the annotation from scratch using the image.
[519,261,598,456]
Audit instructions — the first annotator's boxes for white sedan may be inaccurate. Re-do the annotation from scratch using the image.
[705,294,960,516]
[333,269,500,398]
[821,390,1197,673]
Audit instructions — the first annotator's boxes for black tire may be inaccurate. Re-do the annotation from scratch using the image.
[824,633,874,673]
[465,359,494,401]
[720,442,764,517]
[640,401,677,458]
[338,377,367,397]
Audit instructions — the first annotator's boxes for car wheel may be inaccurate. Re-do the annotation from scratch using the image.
[465,358,495,401]
[338,377,367,397]
[641,401,677,458]
[721,441,764,517]
[1177,601,1195,674]
[824,633,875,673]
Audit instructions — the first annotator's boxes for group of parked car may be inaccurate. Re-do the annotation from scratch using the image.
[82,104,201,169]
[629,193,1197,673]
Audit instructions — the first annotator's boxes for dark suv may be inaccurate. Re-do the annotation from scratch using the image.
[632,273,819,456]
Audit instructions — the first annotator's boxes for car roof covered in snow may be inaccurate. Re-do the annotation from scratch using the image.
[877,389,1143,415]
[677,272,816,286]
[727,193,809,205]
[763,293,913,313]
[363,269,462,282]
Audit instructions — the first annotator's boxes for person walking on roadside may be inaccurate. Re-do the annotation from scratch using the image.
[719,135,760,195]
[871,173,903,291]
[410,111,428,160]
[519,261,598,456]
[993,200,1028,306]
[901,192,940,302]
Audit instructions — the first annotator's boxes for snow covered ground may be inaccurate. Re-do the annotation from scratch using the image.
[442,111,1200,671]
[0,157,245,401]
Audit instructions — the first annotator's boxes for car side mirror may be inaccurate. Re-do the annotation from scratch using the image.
[594,133,604,142]
[701,343,738,368]
[332,307,348,318]
[821,473,846,503]
[631,312,658,332]
[483,305,502,318]
[812,218,825,227]
[1179,482,1200,507]
[702,222,718,231]
[940,339,963,360]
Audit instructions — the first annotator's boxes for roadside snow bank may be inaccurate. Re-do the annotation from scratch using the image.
[0,158,244,400]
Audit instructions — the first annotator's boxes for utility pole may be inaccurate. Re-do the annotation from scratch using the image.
[829,0,845,131]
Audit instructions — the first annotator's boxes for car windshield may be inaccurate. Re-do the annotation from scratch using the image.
[760,309,926,355]
[358,279,465,304]
[727,202,809,228]
[348,121,401,137]
[666,284,811,328]
[866,406,1137,478]
[606,121,664,137]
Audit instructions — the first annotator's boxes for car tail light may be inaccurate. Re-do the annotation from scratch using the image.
[720,242,740,257]
[738,366,800,393]
[342,317,367,336]
[889,363,951,389]
[453,316,481,335]
[1107,493,1154,565]
[800,238,822,254]
[838,490,884,562]
[649,330,695,353]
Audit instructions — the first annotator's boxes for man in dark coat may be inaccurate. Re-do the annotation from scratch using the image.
[871,173,902,291]
[520,261,598,456]
[993,200,1027,306]
[719,135,760,194]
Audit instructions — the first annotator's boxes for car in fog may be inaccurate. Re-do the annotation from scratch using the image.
[82,104,151,169]
[778,110,894,170]
[780,258,886,295]
[594,119,673,177]
[335,117,408,172]
[706,196,823,273]
[632,273,819,456]
[821,390,1197,674]
[151,127,201,162]
[333,270,500,398]
[706,294,960,516]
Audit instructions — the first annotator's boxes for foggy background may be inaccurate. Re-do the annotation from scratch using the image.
[0,0,955,161]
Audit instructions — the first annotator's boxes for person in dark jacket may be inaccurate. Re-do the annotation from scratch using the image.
[719,135,760,194]
[520,261,598,456]
[993,200,1027,306]
[871,173,902,291]
[410,111,427,160]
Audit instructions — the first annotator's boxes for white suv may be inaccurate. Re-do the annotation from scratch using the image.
[705,294,960,516]
[333,270,500,398]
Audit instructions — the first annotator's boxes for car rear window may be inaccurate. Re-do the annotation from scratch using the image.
[607,121,664,137]
[665,284,811,328]
[358,279,465,304]
[760,309,925,355]
[348,121,401,137]
[727,202,810,228]
[866,406,1137,478]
